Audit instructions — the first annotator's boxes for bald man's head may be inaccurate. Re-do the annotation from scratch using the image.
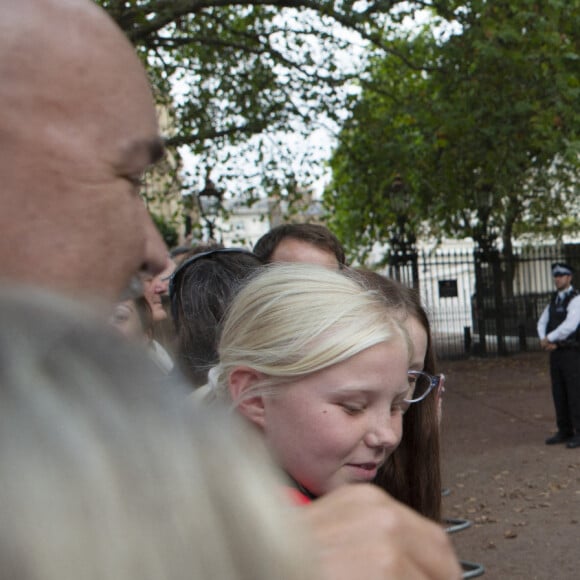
[0,0,167,304]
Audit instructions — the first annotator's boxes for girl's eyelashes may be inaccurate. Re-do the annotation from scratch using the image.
[340,402,366,415]
[338,394,410,416]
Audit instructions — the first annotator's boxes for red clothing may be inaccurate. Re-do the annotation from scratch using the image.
[285,486,312,505]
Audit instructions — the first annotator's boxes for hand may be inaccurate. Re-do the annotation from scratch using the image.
[540,338,555,351]
[301,484,462,580]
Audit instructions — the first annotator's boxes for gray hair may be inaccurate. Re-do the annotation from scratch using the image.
[0,285,314,580]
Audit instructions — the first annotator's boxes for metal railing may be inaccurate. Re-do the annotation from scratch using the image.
[384,242,580,359]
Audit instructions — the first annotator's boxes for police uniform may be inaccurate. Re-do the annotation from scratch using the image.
[537,263,580,448]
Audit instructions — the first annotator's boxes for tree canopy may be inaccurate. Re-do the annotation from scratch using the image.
[97,1,579,252]
[326,0,580,262]
[98,0,415,196]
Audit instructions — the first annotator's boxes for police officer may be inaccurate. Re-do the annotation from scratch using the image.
[538,263,580,448]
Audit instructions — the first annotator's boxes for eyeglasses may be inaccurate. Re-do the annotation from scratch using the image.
[404,371,445,404]
[168,247,258,299]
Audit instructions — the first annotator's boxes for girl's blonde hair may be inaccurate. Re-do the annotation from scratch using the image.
[210,264,411,404]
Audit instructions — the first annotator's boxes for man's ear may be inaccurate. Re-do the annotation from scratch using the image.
[228,366,266,429]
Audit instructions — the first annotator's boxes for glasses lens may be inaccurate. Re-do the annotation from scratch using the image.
[407,371,435,402]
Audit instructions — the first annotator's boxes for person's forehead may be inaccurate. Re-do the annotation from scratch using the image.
[272,238,338,267]
[3,0,162,169]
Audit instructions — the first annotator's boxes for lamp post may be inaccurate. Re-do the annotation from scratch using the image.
[197,171,223,241]
[473,185,496,258]
[388,174,419,289]
[472,186,506,355]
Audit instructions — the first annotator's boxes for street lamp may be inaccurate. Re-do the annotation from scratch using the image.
[197,171,223,241]
[388,175,414,250]
[474,185,496,256]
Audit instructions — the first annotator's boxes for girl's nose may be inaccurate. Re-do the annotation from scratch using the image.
[363,413,402,451]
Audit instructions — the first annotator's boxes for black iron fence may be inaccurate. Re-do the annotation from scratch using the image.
[383,242,580,360]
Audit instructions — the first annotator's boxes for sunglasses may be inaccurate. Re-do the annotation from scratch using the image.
[169,247,259,297]
[168,248,259,317]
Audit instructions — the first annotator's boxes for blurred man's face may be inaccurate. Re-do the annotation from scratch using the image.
[0,0,167,302]
[110,300,149,343]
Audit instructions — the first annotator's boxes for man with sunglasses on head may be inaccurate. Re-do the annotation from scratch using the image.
[538,263,580,448]
[169,245,262,388]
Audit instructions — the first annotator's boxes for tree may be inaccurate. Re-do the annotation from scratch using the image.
[325,32,437,263]
[97,0,417,199]
[151,211,180,247]
[326,0,580,263]
[429,0,580,255]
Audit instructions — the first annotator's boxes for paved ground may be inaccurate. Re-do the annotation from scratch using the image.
[439,352,580,579]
